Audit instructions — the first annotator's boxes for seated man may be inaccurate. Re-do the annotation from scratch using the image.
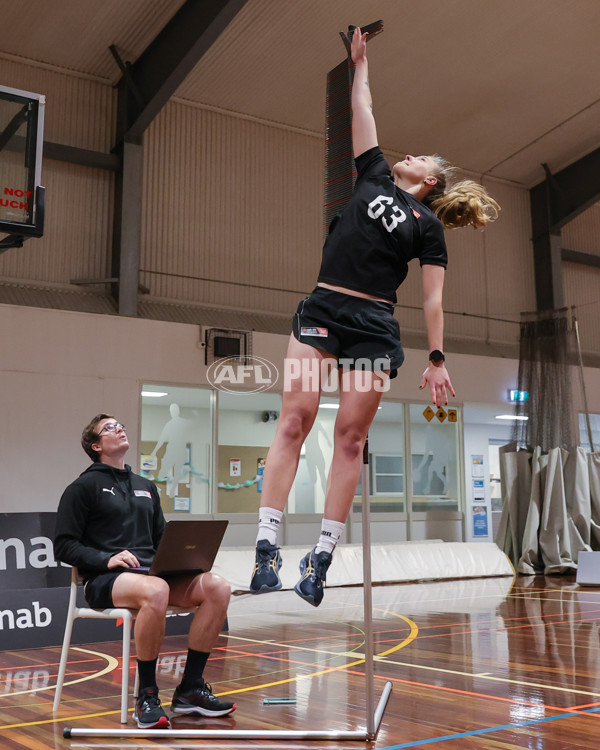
[54,414,235,729]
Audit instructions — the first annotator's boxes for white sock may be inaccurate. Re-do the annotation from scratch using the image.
[256,506,283,546]
[315,518,345,555]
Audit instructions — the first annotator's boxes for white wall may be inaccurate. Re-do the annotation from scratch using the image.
[462,419,513,543]
[2,302,600,528]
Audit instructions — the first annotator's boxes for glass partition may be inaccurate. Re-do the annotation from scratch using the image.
[409,403,460,512]
[217,391,282,514]
[293,398,337,514]
[352,400,405,514]
[140,385,212,515]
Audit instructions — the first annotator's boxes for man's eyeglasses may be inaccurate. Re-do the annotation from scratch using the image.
[98,422,126,436]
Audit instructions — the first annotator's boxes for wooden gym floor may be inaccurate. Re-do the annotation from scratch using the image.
[1,574,600,749]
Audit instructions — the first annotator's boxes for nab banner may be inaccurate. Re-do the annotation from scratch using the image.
[0,513,193,651]
[0,512,71,590]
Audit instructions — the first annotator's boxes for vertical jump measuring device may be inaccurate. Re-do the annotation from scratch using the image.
[63,20,393,742]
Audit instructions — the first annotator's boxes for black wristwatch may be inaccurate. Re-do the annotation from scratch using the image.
[429,349,445,365]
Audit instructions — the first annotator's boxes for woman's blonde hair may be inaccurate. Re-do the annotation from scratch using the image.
[424,155,500,230]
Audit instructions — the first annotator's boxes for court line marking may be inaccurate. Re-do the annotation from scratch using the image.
[375,706,600,749]
[376,655,600,699]
[0,647,118,699]
[346,668,593,718]
[0,614,418,728]
[215,612,418,697]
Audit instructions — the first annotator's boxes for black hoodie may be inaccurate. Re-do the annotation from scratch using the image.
[54,462,165,578]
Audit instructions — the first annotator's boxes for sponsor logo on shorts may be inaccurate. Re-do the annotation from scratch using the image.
[300,327,329,337]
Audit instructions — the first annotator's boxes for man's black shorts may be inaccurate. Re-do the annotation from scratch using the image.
[292,286,404,378]
[83,571,125,609]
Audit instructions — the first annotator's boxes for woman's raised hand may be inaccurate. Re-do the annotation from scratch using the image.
[351,27,368,64]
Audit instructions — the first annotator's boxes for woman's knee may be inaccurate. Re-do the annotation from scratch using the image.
[278,409,313,445]
[334,425,366,461]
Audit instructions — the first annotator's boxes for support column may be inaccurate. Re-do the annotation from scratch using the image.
[112,141,143,317]
[531,228,564,312]
[529,147,600,312]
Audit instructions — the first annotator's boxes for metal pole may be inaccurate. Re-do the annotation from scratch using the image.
[361,436,376,738]
[573,312,595,452]
[64,727,370,740]
[65,686,394,740]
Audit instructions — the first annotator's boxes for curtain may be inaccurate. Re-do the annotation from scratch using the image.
[496,447,600,575]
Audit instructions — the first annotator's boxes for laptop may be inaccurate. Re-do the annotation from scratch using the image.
[129,520,228,577]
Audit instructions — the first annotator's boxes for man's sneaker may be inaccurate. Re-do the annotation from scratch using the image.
[171,680,236,717]
[133,686,170,729]
[250,539,282,593]
[294,547,332,607]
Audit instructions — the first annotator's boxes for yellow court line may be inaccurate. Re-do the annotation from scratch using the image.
[224,633,364,660]
[0,647,118,700]
[1,708,129,730]
[1,614,419,728]
[217,612,419,698]
[376,611,419,656]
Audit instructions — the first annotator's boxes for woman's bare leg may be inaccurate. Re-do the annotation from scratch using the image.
[251,334,335,593]
[258,334,335,512]
[323,368,385,522]
[293,368,386,607]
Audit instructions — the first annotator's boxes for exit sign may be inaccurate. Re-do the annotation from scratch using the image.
[508,389,529,403]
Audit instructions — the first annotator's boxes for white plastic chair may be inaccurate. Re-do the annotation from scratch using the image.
[53,568,194,724]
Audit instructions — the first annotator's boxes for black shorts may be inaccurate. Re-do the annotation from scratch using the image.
[83,570,187,609]
[292,286,404,378]
[83,571,126,609]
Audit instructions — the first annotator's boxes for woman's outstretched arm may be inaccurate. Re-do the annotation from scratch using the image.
[351,27,378,158]
[419,264,456,407]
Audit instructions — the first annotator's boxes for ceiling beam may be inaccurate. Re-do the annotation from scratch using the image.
[116,0,249,144]
[5,135,120,170]
[561,248,600,269]
[530,147,600,233]
[529,147,600,310]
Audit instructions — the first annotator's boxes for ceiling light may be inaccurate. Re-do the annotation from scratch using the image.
[141,391,168,398]
[495,414,528,420]
[318,404,382,410]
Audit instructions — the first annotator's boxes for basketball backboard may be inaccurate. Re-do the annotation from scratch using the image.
[0,84,45,252]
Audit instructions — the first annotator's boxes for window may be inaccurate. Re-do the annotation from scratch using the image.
[217,391,282,514]
[372,455,404,495]
[353,401,405,514]
[140,385,212,515]
[409,403,460,512]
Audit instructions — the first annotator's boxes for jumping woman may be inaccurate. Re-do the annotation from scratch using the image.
[250,27,499,606]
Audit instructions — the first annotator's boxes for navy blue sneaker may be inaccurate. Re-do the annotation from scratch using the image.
[294,548,332,607]
[250,539,282,593]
